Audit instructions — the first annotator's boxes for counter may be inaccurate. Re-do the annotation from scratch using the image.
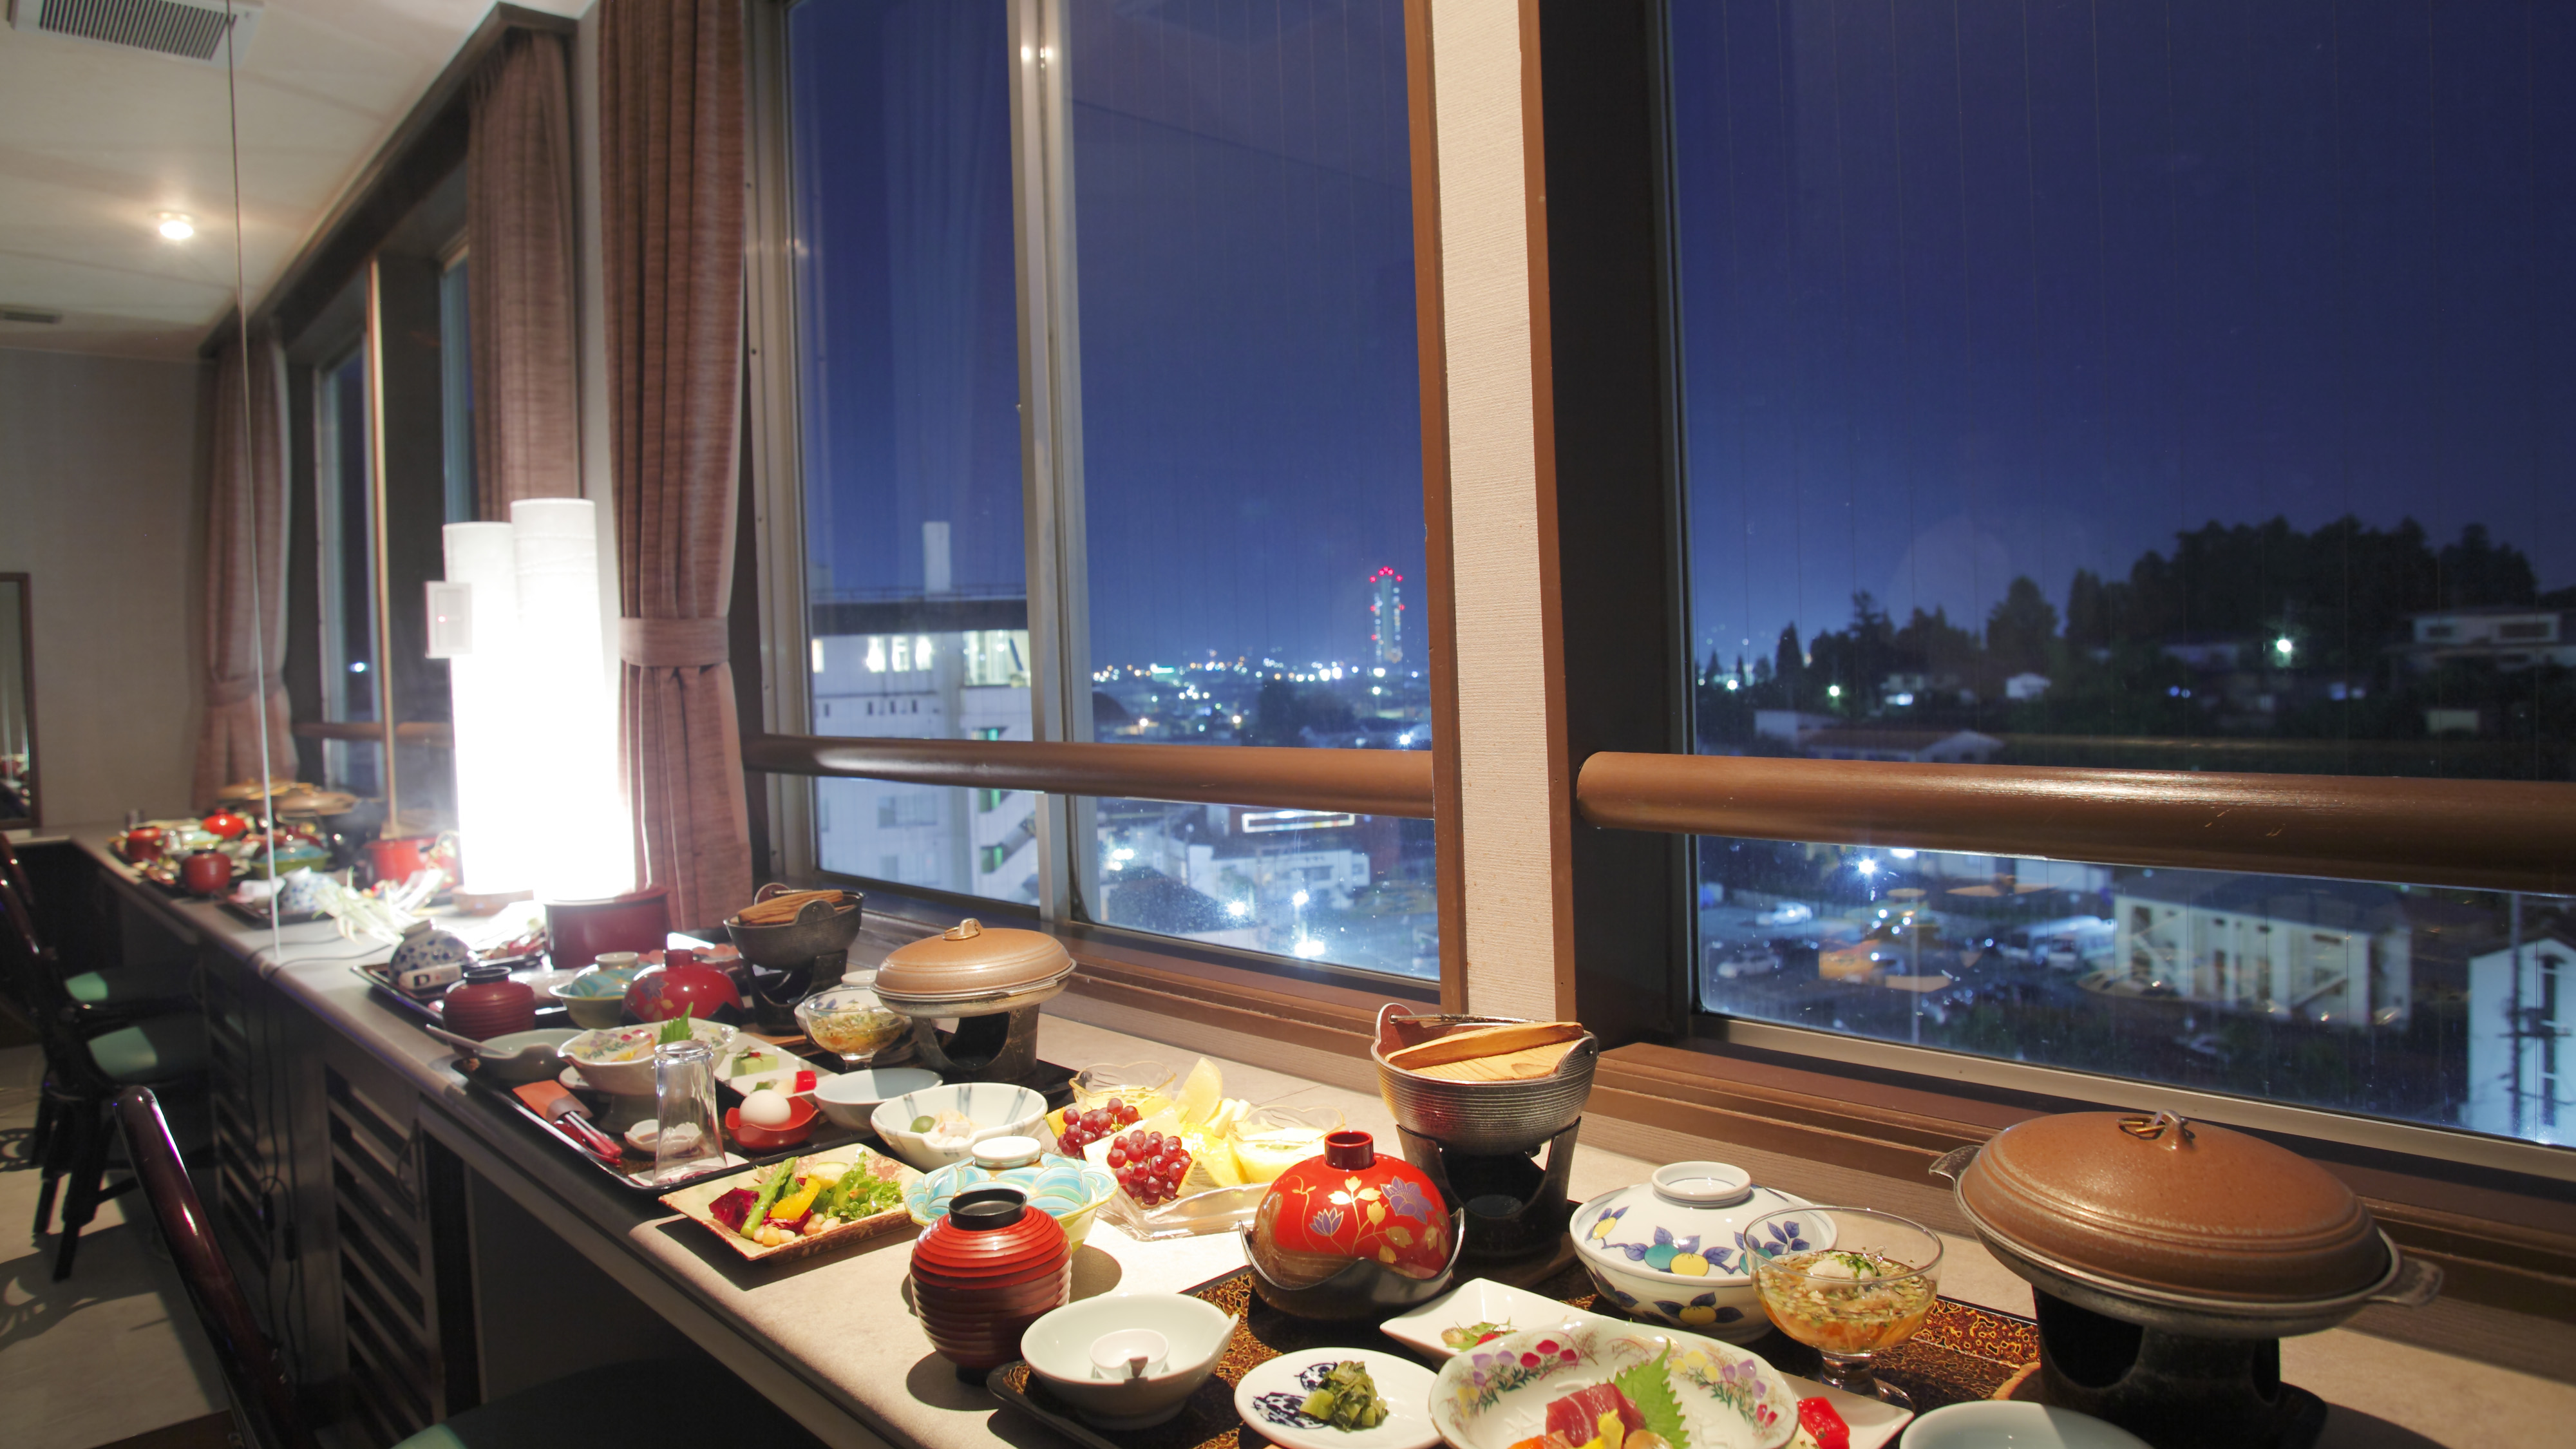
[44,825,2575,1449]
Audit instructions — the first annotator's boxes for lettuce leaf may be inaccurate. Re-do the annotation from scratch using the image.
[1613,1347,1691,1449]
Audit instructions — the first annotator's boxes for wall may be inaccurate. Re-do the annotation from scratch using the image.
[0,346,205,824]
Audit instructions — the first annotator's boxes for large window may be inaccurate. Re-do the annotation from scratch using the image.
[314,345,381,795]
[1671,1,2574,1146]
[778,0,1434,978]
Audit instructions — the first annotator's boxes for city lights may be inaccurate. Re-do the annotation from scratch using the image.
[1828,683,1842,698]
[1293,938,1327,959]
[1226,900,1250,919]
[2275,636,2295,658]
[1856,858,1879,876]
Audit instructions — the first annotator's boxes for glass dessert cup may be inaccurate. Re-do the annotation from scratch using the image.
[794,985,909,1068]
[1743,1205,1942,1410]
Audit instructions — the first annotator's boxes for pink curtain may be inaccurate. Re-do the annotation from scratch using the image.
[194,328,296,808]
[601,0,752,926]
[468,29,582,516]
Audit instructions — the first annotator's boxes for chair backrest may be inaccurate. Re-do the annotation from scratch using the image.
[0,831,33,913]
[115,1086,322,1449]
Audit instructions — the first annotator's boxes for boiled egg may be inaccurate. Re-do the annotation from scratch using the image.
[741,1088,794,1129]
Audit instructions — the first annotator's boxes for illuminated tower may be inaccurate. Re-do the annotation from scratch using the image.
[1369,567,1405,667]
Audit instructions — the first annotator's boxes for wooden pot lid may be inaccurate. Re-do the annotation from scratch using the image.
[1959,1111,2385,1303]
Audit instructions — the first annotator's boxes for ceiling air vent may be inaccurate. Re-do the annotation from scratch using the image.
[8,0,260,66]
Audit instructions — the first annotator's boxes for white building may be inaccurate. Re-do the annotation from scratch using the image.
[2462,927,2574,1145]
[2404,607,2576,671]
[811,615,1037,903]
[2107,870,2410,1027]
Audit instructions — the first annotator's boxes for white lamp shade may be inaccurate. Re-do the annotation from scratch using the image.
[442,523,531,894]
[511,498,631,901]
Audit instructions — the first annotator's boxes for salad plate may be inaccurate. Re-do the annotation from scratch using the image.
[1429,1323,1799,1449]
[1236,1349,1440,1449]
[659,1146,922,1264]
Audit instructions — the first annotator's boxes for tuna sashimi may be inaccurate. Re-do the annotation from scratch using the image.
[1545,1385,1643,1444]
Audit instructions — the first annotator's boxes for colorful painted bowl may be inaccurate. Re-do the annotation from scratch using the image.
[1428,1321,1799,1449]
[552,967,640,1030]
[558,1018,739,1097]
[1247,1130,1456,1312]
[907,1155,1119,1247]
[1569,1162,1814,1343]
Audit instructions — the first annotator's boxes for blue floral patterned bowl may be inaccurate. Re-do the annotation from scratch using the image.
[1428,1321,1798,1449]
[1567,1162,1818,1343]
[906,1154,1119,1247]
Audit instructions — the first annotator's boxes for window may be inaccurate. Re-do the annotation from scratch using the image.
[772,0,1435,978]
[1668,2,2574,1148]
[314,345,380,795]
[439,252,476,525]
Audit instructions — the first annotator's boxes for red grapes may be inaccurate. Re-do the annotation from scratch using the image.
[1110,1128,1192,1206]
[1055,1097,1142,1154]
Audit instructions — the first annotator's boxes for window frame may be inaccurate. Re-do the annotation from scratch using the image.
[739,0,1466,994]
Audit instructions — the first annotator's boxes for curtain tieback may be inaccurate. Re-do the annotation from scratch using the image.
[205,673,285,708]
[619,617,730,668]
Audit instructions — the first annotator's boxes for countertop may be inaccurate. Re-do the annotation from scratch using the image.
[54,826,2573,1449]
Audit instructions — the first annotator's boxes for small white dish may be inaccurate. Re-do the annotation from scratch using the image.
[1384,1278,1608,1362]
[1899,1403,2150,1449]
[1021,1292,1235,1428]
[715,1039,836,1096]
[1235,1349,1438,1449]
[811,1067,940,1128]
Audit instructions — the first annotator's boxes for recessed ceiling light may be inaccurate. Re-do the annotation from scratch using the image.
[156,213,196,242]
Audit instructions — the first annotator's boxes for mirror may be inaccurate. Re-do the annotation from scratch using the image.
[0,574,32,829]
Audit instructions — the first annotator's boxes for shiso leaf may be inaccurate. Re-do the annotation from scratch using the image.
[1613,1347,1690,1449]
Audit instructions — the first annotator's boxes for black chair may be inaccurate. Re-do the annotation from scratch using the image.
[117,1086,828,1449]
[0,868,206,1278]
[0,834,196,1011]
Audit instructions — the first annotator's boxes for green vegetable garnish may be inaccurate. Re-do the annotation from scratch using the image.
[738,1155,799,1238]
[1613,1347,1692,1449]
[910,1114,936,1133]
[657,1007,696,1045]
[1298,1360,1388,1431]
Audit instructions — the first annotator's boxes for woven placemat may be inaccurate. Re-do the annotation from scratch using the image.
[989,1261,2040,1449]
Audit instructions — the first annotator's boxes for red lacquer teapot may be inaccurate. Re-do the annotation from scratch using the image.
[1249,1130,1452,1282]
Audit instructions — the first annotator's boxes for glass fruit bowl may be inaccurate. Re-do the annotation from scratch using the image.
[1741,1205,1942,1409]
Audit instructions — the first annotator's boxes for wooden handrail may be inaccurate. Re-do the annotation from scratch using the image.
[290,721,454,748]
[740,733,1436,819]
[1575,752,2576,896]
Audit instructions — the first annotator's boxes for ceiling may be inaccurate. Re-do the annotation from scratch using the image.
[0,0,587,361]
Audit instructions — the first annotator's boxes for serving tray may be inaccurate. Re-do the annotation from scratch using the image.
[451,1052,862,1194]
[989,1258,2040,1449]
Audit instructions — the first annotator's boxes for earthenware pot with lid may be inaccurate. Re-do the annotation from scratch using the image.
[872,918,1075,1012]
[1567,1161,1814,1342]
[872,919,1075,1083]
[1929,1111,2441,1338]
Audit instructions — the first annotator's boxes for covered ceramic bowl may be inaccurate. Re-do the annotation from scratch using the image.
[1569,1162,1814,1343]
[871,917,1075,1016]
[1245,1130,1462,1320]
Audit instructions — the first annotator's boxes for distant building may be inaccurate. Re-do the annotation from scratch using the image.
[1797,727,2002,764]
[2004,672,2051,701]
[2462,925,2574,1144]
[1756,710,1836,743]
[2107,869,2410,1027]
[1370,567,1405,667]
[2401,607,2576,672]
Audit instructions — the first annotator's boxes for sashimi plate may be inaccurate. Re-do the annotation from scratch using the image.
[1429,1323,1798,1449]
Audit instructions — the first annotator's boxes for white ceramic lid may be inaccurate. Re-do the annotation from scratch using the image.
[1572,1160,1814,1284]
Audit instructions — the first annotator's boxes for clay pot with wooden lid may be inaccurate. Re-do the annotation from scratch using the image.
[1931,1111,2440,1338]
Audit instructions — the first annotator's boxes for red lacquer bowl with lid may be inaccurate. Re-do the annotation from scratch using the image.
[1245,1130,1463,1320]
[911,1186,1071,1373]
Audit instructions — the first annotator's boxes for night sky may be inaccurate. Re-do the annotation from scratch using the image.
[1674,0,2576,663]
[791,0,1423,671]
[791,1,2575,678]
